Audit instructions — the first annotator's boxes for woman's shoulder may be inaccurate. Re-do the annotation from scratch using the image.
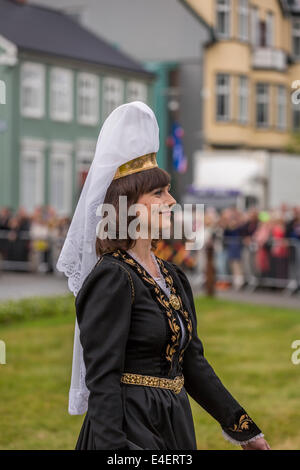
[75,254,135,308]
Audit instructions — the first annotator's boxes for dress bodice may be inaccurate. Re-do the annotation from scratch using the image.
[126,249,187,349]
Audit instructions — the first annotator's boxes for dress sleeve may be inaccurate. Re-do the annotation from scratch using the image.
[75,261,133,450]
[171,262,263,444]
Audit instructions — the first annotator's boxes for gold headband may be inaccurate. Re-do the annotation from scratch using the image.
[113,152,158,180]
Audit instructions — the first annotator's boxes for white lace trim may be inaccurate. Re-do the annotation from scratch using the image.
[68,387,89,415]
[222,430,264,446]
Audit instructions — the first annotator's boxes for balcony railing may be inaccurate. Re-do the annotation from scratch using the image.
[252,47,287,71]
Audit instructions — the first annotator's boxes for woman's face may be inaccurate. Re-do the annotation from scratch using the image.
[136,183,176,237]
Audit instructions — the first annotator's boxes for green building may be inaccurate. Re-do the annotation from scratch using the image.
[0,0,156,216]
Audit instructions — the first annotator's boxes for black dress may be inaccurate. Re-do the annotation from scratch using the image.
[75,248,262,450]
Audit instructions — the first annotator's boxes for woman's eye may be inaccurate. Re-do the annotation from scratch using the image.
[154,190,162,195]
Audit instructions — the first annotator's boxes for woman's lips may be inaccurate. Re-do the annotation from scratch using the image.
[159,211,171,216]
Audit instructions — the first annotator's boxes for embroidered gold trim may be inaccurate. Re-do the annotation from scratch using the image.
[121,372,184,394]
[228,414,254,432]
[111,249,193,370]
[109,261,135,306]
[156,256,193,365]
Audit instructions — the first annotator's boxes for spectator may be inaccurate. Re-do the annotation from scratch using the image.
[223,208,244,290]
[270,211,289,281]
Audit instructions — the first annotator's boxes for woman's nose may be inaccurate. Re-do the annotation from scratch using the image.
[167,194,176,206]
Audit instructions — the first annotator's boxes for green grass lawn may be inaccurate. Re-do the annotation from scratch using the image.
[0,294,299,450]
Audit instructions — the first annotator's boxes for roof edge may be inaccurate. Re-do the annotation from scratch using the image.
[178,0,217,43]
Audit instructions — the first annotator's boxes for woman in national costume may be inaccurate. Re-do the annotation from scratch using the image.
[57,102,270,450]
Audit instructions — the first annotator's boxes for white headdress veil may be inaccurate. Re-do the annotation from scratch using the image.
[56,101,160,415]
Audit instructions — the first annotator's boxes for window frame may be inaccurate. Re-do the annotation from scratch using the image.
[75,139,96,195]
[77,72,99,126]
[292,100,300,131]
[49,143,73,216]
[126,80,148,103]
[20,141,45,211]
[216,0,231,39]
[255,82,269,128]
[216,73,231,122]
[102,76,124,122]
[238,75,249,124]
[250,6,259,47]
[50,67,73,122]
[238,0,249,41]
[20,62,45,119]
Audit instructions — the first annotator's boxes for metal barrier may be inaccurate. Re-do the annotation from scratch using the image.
[0,229,65,274]
[213,236,300,294]
[0,229,300,295]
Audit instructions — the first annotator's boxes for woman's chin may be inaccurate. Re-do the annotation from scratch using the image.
[158,220,172,234]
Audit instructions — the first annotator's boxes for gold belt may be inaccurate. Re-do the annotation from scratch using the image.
[120,373,184,394]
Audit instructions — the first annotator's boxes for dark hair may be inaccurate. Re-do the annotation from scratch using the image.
[96,166,171,256]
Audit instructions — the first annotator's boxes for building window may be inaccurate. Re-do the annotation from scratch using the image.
[216,0,231,38]
[20,141,45,212]
[292,19,300,58]
[77,72,99,125]
[238,76,248,123]
[49,144,72,215]
[216,73,231,121]
[259,20,267,47]
[292,101,300,131]
[277,85,287,130]
[238,0,249,41]
[50,67,73,122]
[126,81,148,103]
[102,77,124,121]
[20,62,45,118]
[75,139,96,198]
[251,6,259,47]
[256,83,269,127]
[266,11,274,47]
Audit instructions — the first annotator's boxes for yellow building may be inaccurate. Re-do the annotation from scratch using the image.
[182,0,300,208]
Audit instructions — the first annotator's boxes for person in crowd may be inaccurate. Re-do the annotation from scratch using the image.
[30,208,51,273]
[240,208,259,285]
[14,206,31,265]
[285,207,300,289]
[269,211,289,282]
[223,208,245,290]
[213,208,231,289]
[252,211,273,280]
[0,206,13,262]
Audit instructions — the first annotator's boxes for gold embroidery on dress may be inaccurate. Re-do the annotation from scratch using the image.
[111,249,193,370]
[228,414,254,432]
[156,256,193,365]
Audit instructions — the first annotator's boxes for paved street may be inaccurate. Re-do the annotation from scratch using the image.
[0,271,69,300]
[0,271,299,310]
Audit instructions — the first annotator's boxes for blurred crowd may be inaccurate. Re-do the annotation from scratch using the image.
[1,203,300,292]
[156,203,300,292]
[0,205,70,273]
